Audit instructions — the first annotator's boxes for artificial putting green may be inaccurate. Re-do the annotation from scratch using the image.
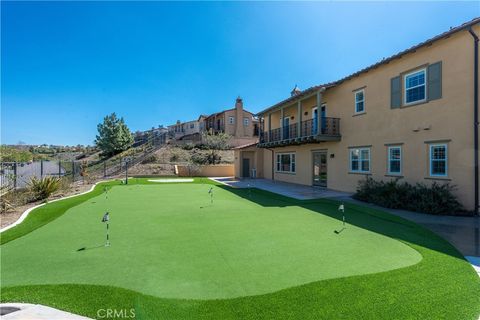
[1,178,479,319]
[1,183,420,299]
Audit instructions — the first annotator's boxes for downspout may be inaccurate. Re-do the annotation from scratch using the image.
[468,27,479,215]
[266,148,275,180]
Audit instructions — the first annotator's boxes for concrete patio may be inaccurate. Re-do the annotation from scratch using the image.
[212,177,353,200]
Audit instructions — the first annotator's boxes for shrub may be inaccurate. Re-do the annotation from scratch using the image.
[170,153,179,162]
[28,176,61,201]
[194,143,209,150]
[168,148,190,163]
[353,177,463,215]
[181,143,195,150]
[191,152,209,165]
[141,154,158,164]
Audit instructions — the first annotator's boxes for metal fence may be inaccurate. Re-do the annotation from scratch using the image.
[1,160,86,190]
[0,134,169,190]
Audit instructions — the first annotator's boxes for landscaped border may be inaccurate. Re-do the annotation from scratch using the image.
[1,181,104,234]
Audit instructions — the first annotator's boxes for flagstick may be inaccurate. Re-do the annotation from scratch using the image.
[102,212,110,247]
[208,187,214,204]
[106,222,110,247]
[335,203,346,233]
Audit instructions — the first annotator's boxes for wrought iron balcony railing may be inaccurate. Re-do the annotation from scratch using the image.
[259,117,340,146]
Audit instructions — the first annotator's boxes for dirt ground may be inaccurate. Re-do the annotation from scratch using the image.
[1,181,96,229]
[128,146,234,176]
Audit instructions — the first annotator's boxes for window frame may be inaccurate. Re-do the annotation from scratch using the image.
[387,145,402,175]
[403,68,427,106]
[354,89,365,114]
[429,143,448,177]
[243,118,249,126]
[228,116,235,124]
[275,152,296,173]
[349,147,371,173]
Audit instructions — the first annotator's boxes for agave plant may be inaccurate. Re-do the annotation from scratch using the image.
[28,176,61,201]
[0,185,15,213]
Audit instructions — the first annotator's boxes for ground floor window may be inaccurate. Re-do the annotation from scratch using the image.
[429,144,447,176]
[350,147,370,173]
[276,153,295,173]
[387,146,402,174]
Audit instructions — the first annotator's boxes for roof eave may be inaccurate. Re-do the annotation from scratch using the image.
[255,84,333,117]
[256,17,480,117]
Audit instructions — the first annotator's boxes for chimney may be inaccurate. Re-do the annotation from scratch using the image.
[235,96,243,110]
[291,85,301,97]
[235,96,244,137]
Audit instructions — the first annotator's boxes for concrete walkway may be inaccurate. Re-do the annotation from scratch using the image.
[0,303,92,319]
[213,177,353,200]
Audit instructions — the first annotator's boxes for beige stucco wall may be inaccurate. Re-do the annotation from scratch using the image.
[224,109,257,138]
[183,120,201,136]
[177,164,234,177]
[234,147,265,178]
[259,25,480,211]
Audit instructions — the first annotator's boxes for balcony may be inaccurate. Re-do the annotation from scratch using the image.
[258,117,341,147]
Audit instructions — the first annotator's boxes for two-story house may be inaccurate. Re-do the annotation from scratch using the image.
[235,18,480,213]
[167,116,206,141]
[204,97,260,147]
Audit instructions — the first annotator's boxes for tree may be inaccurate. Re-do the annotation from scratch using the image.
[201,132,231,164]
[0,145,33,162]
[95,113,134,157]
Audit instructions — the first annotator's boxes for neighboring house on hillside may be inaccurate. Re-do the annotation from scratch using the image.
[204,97,259,147]
[167,97,259,147]
[167,116,206,141]
[235,18,480,213]
[133,126,168,146]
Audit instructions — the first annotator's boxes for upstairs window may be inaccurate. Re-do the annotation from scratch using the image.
[354,89,365,113]
[404,69,426,104]
[244,118,249,126]
[190,123,195,129]
[429,144,447,177]
[350,147,370,173]
[228,116,235,124]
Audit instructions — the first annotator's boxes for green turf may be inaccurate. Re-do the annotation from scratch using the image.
[1,178,479,319]
[0,183,421,299]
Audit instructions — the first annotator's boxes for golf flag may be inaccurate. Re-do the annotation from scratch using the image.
[338,204,345,213]
[102,212,110,223]
[208,187,214,204]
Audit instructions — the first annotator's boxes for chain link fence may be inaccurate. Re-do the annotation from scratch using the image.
[1,133,169,191]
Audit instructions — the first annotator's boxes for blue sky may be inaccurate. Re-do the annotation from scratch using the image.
[2,1,479,146]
